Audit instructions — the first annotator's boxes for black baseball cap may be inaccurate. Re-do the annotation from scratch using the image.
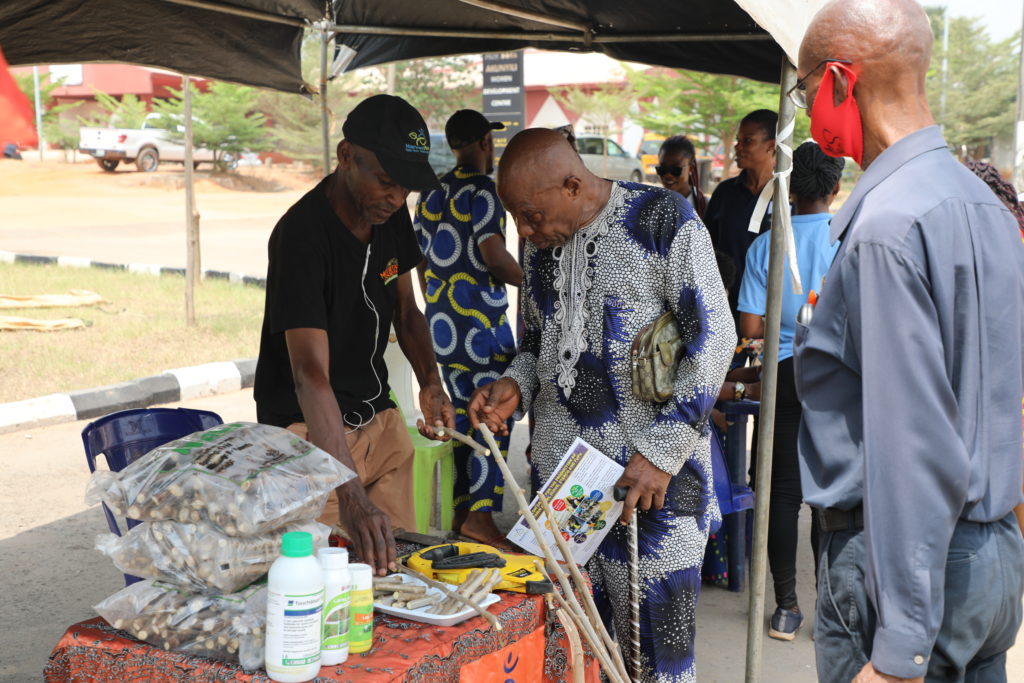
[342,94,441,192]
[445,109,505,149]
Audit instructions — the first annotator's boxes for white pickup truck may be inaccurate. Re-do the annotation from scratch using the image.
[79,113,233,173]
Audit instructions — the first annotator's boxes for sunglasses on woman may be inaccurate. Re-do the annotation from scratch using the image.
[655,163,688,177]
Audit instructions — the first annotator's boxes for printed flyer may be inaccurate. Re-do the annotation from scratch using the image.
[506,437,624,565]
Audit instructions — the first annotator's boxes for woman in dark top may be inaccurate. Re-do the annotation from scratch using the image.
[703,109,778,319]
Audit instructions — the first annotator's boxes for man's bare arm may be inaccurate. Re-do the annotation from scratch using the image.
[284,327,396,575]
[479,234,523,287]
[392,272,455,437]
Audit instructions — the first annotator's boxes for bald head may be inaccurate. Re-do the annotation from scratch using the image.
[499,128,591,193]
[497,128,610,249]
[800,0,932,82]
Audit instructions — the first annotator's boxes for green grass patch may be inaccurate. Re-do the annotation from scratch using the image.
[0,263,264,403]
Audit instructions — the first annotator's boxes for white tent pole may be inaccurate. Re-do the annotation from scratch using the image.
[32,66,44,161]
[744,55,798,683]
[184,74,198,327]
[319,26,331,177]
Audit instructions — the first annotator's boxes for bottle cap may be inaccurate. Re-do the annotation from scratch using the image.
[348,563,374,587]
[280,531,314,558]
[318,547,349,568]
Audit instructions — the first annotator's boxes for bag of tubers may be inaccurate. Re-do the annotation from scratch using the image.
[85,422,354,536]
[96,520,332,594]
[94,579,268,670]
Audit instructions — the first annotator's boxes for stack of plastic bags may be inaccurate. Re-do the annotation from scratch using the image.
[86,422,355,669]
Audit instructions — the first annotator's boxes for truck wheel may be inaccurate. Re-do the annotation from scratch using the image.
[136,147,159,173]
[630,170,643,183]
[97,159,119,172]
[193,161,202,170]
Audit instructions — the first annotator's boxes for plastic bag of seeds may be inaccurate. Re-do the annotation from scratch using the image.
[94,579,267,669]
[85,422,354,536]
[95,520,331,594]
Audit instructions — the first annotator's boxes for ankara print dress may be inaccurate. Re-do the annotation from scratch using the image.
[503,181,735,682]
[414,165,516,512]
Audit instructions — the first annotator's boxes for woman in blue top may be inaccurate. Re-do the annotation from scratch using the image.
[737,140,843,641]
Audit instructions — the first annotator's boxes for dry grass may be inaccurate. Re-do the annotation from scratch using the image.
[0,262,264,403]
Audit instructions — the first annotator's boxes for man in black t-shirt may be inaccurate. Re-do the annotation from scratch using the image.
[254,95,455,576]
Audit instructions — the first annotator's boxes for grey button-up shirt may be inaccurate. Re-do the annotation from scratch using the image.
[794,126,1024,678]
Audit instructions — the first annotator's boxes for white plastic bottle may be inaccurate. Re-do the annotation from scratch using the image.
[265,531,325,683]
[318,547,351,665]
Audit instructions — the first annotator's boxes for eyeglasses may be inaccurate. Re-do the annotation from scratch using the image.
[655,163,688,177]
[787,58,852,109]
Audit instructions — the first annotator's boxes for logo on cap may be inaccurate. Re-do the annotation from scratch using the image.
[407,129,429,155]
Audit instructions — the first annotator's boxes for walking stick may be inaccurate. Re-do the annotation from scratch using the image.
[614,486,642,681]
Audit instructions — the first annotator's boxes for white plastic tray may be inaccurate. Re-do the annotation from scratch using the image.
[373,575,501,627]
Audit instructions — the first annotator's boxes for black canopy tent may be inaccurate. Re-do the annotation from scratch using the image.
[330,0,783,83]
[0,2,823,679]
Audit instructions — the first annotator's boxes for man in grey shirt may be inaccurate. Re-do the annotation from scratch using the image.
[793,1,1024,681]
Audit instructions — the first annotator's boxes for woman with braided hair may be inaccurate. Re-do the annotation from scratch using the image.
[737,140,844,641]
[964,159,1024,239]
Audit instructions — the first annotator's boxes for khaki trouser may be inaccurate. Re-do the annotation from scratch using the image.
[286,407,416,533]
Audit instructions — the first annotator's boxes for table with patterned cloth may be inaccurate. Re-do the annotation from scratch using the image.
[45,592,599,683]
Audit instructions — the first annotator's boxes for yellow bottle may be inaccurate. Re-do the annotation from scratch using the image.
[347,563,374,654]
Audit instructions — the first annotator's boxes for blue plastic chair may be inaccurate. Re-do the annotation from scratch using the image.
[716,398,760,592]
[711,426,754,516]
[82,408,223,584]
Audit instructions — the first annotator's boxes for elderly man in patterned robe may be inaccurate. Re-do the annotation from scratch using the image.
[469,128,735,682]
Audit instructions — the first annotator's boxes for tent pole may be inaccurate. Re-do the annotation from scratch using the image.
[454,0,589,32]
[744,55,797,683]
[320,27,331,177]
[184,74,198,327]
[326,23,773,44]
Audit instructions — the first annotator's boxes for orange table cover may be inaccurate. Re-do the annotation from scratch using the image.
[45,592,600,682]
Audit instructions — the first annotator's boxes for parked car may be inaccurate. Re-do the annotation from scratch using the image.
[79,113,235,173]
[638,133,666,182]
[428,133,457,178]
[576,135,644,182]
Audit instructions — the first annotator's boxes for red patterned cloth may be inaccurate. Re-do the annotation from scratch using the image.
[45,592,599,683]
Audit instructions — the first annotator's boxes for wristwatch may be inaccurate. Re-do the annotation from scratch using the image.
[733,381,746,401]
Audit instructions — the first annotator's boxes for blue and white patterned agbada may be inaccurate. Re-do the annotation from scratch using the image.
[504,181,735,682]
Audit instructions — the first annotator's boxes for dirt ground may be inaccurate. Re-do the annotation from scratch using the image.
[0,159,314,276]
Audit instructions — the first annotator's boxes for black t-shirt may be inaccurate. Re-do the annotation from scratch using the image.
[704,170,771,317]
[254,178,422,428]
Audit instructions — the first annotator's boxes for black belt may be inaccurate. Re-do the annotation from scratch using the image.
[813,505,864,533]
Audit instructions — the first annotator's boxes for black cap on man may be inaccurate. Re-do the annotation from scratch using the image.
[342,94,441,192]
[445,109,504,150]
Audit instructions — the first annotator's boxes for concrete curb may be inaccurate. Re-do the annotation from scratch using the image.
[0,250,267,288]
[0,358,257,434]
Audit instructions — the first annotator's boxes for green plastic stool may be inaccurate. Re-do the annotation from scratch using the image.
[389,391,455,534]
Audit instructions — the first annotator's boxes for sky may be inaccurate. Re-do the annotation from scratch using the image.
[925,0,1023,41]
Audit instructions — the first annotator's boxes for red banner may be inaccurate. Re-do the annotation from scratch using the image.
[0,46,38,148]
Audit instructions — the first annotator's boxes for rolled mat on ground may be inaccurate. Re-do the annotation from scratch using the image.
[0,289,106,308]
[0,315,85,331]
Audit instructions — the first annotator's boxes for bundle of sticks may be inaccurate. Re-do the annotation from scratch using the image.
[437,425,632,683]
[374,569,503,615]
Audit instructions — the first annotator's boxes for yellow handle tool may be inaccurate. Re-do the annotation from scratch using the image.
[405,542,553,594]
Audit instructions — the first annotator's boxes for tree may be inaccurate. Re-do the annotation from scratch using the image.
[925,8,1019,158]
[257,34,363,163]
[14,72,82,154]
[550,82,636,136]
[364,57,477,128]
[629,67,811,179]
[80,91,149,129]
[153,81,269,170]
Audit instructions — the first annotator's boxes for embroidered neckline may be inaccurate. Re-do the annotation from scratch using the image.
[552,182,626,397]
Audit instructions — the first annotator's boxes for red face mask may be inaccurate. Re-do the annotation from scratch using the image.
[810,62,863,166]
